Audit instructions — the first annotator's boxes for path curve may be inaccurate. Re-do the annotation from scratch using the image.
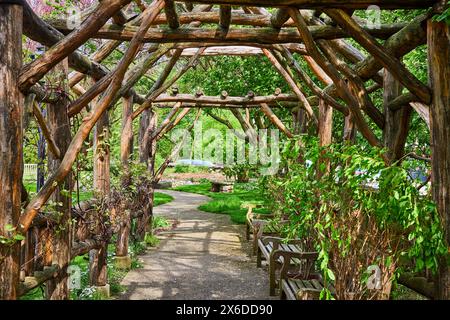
[120,189,272,300]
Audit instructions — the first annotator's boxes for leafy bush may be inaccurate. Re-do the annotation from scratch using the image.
[152,216,171,229]
[144,233,160,247]
[223,164,258,183]
[260,136,446,299]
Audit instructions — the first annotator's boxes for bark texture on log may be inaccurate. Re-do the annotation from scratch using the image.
[116,95,133,258]
[428,20,450,300]
[0,4,23,300]
[84,23,407,44]
[44,60,72,300]
[317,99,333,178]
[90,110,110,287]
[383,69,411,164]
[260,103,293,138]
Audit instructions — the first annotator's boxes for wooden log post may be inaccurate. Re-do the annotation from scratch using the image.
[136,111,158,242]
[115,95,134,270]
[383,69,412,165]
[0,3,23,300]
[147,112,158,234]
[317,99,333,178]
[44,59,73,300]
[139,110,152,165]
[343,114,356,143]
[428,18,450,300]
[219,5,232,30]
[165,0,180,29]
[89,108,111,294]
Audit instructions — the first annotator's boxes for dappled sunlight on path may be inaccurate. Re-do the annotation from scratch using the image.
[120,190,273,300]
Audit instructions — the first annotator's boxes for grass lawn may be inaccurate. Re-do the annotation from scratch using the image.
[173,182,270,224]
[25,182,173,207]
[154,192,174,206]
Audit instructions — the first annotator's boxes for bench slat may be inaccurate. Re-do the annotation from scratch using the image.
[311,279,324,291]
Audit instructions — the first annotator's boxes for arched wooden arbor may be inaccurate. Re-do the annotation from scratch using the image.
[0,0,448,300]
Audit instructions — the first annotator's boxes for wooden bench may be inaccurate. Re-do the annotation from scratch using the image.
[244,205,281,255]
[280,278,336,300]
[257,236,317,296]
[277,249,335,300]
[210,180,233,193]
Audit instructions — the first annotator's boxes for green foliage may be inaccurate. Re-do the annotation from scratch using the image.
[152,216,171,229]
[173,182,269,224]
[260,137,446,299]
[179,56,290,96]
[223,164,258,183]
[144,233,160,247]
[0,224,25,246]
[154,192,174,207]
[434,1,450,24]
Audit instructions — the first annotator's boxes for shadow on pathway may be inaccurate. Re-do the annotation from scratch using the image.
[119,190,273,300]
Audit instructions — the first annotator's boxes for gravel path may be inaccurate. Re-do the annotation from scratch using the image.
[119,190,273,300]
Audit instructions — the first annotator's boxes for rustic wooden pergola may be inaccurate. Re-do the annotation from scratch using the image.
[0,0,448,300]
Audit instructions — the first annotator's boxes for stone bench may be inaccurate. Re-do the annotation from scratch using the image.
[210,180,234,193]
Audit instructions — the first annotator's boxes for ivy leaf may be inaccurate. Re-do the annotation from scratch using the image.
[5,224,15,232]
[327,269,336,281]
[14,234,25,242]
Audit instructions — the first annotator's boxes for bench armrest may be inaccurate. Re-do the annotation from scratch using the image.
[247,212,275,223]
[273,250,319,281]
[260,236,285,246]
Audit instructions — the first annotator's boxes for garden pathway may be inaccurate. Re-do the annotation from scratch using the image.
[120,189,272,300]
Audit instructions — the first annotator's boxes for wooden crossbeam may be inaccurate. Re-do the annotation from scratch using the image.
[155,102,298,108]
[174,42,307,55]
[180,0,436,9]
[53,23,406,43]
[97,24,405,43]
[180,46,264,56]
[152,93,299,105]
[152,11,296,27]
